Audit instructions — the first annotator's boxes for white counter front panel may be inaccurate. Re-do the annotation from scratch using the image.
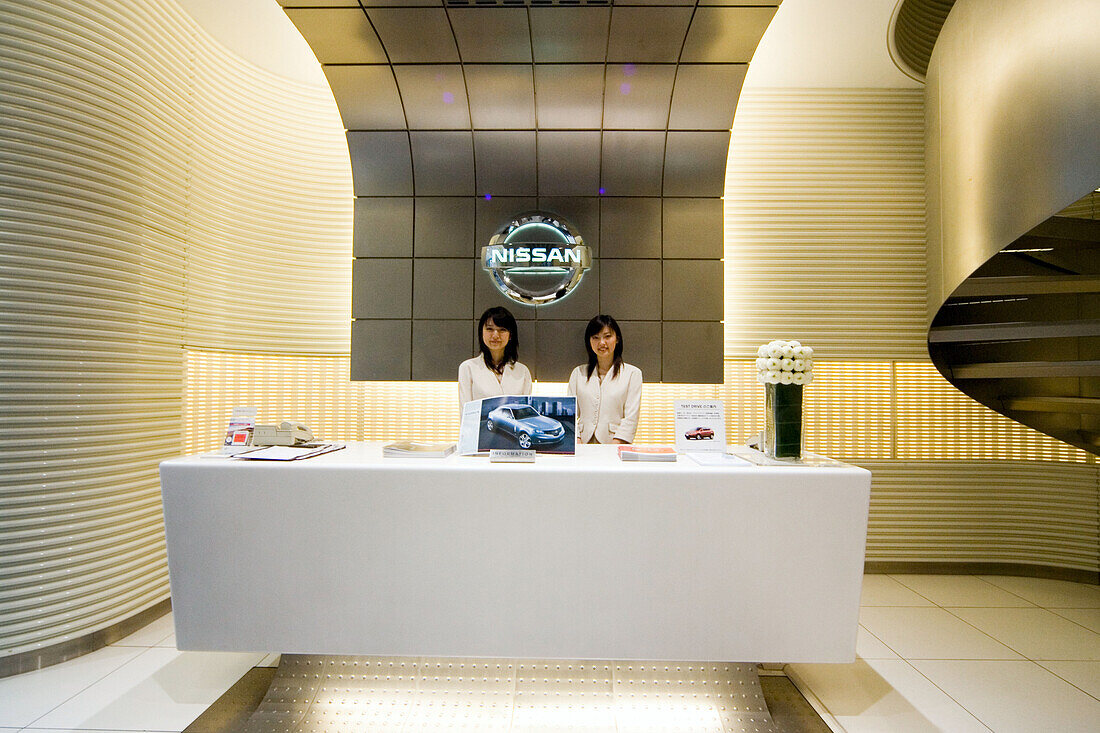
[160,444,870,662]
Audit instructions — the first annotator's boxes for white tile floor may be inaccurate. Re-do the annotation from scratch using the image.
[790,574,1100,732]
[0,575,1097,732]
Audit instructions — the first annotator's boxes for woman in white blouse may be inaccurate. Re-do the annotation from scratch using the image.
[458,306,532,406]
[567,315,642,444]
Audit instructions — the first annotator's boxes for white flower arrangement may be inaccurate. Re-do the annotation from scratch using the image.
[756,340,814,385]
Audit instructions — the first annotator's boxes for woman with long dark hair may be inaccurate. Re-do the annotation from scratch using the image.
[458,306,532,406]
[567,315,642,444]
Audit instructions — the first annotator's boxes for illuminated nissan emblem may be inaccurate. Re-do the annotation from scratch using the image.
[481,212,592,306]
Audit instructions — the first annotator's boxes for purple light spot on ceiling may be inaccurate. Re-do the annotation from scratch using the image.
[442,91,455,104]
[484,193,492,200]
[598,187,606,196]
[623,63,636,77]
[619,82,631,95]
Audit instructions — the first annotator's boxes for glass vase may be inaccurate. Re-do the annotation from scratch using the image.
[764,382,803,459]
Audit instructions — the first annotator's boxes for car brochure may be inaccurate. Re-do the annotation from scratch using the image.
[221,406,257,455]
[458,395,577,456]
[674,399,727,453]
[617,445,677,462]
[383,441,455,458]
[232,443,345,461]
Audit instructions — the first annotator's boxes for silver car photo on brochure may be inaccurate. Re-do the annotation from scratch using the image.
[486,404,565,449]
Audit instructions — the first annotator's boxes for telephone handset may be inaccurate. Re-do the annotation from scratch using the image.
[253,421,315,446]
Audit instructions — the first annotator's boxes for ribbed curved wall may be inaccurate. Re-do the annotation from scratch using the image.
[1,0,188,660]
[0,0,352,664]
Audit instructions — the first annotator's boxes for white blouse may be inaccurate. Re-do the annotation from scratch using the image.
[458,356,533,406]
[567,362,642,444]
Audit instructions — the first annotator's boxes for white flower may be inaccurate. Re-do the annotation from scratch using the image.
[765,357,780,371]
[789,340,800,348]
[755,357,767,370]
[766,370,782,383]
[779,357,793,370]
[757,372,768,383]
[779,371,794,384]
[792,371,806,385]
[802,346,814,358]
[766,343,782,359]
[792,358,805,371]
[804,372,814,384]
[779,343,795,358]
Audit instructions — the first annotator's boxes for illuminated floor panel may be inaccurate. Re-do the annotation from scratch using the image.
[239,655,780,733]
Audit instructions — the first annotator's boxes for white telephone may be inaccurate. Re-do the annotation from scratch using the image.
[253,421,315,446]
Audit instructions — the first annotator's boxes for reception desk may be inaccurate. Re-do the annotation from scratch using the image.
[160,444,870,663]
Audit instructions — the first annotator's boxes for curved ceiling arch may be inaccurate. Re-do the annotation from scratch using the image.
[283,1,778,382]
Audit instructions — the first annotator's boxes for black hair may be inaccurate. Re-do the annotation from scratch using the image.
[478,306,520,374]
[584,314,623,380]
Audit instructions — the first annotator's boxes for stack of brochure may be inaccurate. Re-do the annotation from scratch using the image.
[383,441,456,458]
[617,445,677,462]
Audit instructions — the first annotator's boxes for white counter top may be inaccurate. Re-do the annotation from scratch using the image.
[160,443,870,662]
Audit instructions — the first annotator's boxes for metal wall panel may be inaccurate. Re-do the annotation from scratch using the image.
[607,7,693,62]
[355,198,414,258]
[449,8,532,63]
[348,131,413,195]
[324,66,405,130]
[474,132,538,196]
[393,66,471,130]
[464,65,537,130]
[601,131,666,196]
[282,8,386,64]
[367,8,459,63]
[603,65,676,130]
[414,198,476,257]
[533,65,606,129]
[529,7,612,63]
[409,132,475,196]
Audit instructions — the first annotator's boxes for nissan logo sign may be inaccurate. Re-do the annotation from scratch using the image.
[481,212,592,306]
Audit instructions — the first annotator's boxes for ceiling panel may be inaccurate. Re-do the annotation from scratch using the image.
[367,8,459,63]
[607,7,693,63]
[323,66,405,130]
[464,65,536,130]
[393,66,470,130]
[283,8,385,64]
[668,64,747,131]
[529,7,611,63]
[603,64,676,130]
[449,8,532,63]
[410,131,475,196]
[534,65,605,130]
[681,6,777,63]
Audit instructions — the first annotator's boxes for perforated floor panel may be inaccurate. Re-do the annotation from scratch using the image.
[239,655,780,732]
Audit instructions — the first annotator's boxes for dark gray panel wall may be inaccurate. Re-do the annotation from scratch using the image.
[285,3,778,383]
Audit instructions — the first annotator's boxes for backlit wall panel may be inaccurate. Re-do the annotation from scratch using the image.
[725,89,928,360]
